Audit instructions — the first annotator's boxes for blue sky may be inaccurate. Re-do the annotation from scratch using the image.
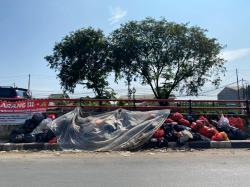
[0,0,250,98]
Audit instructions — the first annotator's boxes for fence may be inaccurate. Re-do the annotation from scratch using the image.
[1,98,249,117]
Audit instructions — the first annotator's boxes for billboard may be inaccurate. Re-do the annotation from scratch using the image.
[0,100,48,124]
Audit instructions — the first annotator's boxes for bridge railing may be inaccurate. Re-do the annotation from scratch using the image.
[0,98,249,116]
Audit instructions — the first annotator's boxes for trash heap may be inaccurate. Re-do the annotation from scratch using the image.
[8,108,249,151]
[10,108,170,151]
[9,113,57,143]
[145,112,248,148]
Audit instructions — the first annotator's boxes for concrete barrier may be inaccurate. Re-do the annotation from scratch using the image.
[1,141,250,151]
[210,141,231,148]
[0,143,60,151]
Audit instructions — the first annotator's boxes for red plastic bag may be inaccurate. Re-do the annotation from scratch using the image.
[179,118,190,127]
[48,137,57,144]
[229,117,244,130]
[171,112,183,122]
[153,129,165,139]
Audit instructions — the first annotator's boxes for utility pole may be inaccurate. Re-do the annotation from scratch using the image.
[127,75,132,106]
[27,74,31,97]
[242,78,245,99]
[236,69,240,100]
[28,74,30,91]
[246,83,249,100]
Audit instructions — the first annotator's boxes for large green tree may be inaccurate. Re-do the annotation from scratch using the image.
[45,28,113,98]
[109,18,226,101]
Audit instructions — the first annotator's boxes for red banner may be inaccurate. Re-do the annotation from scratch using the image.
[0,100,49,124]
[0,100,48,113]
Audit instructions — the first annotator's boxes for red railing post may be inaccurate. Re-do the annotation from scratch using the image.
[246,100,250,116]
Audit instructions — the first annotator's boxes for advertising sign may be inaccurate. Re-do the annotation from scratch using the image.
[0,100,48,124]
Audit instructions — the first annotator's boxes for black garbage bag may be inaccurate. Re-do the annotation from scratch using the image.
[227,127,248,140]
[142,138,168,149]
[162,123,178,142]
[21,119,38,133]
[9,113,45,143]
[191,132,210,142]
[20,113,45,133]
[35,129,56,143]
[9,132,36,143]
[9,128,26,143]
[173,124,190,132]
[23,134,36,143]
[217,123,248,140]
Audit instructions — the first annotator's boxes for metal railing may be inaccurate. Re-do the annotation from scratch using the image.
[0,98,250,115]
[0,98,249,116]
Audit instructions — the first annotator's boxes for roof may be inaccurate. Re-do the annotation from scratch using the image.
[224,85,244,91]
[119,94,155,100]
[48,93,69,99]
[0,86,28,91]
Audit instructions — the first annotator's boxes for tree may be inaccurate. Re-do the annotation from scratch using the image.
[45,28,112,99]
[109,18,226,103]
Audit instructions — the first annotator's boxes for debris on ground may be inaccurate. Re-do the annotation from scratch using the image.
[8,108,249,151]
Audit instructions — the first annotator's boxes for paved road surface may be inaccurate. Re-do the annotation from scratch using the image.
[1,149,250,187]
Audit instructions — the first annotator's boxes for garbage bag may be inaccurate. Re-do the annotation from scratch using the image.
[49,107,170,151]
[9,132,36,143]
[31,118,52,135]
[9,112,45,143]
[21,113,45,133]
[35,129,55,143]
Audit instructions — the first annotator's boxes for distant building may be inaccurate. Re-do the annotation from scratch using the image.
[119,94,175,106]
[48,93,69,99]
[217,86,250,100]
[119,94,155,100]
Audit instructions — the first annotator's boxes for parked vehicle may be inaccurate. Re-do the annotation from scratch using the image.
[0,86,31,99]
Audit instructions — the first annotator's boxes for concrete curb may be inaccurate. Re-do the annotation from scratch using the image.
[188,140,250,149]
[1,141,250,151]
[0,143,61,151]
[168,141,250,149]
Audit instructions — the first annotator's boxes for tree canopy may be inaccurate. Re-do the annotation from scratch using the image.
[110,18,225,99]
[45,28,112,98]
[45,18,225,100]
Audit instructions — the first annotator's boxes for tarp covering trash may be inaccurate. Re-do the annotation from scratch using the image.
[49,107,170,151]
[8,107,249,151]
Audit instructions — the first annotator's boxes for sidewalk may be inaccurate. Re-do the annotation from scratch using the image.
[1,141,250,151]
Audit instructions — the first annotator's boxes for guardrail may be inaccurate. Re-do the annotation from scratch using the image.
[1,98,249,116]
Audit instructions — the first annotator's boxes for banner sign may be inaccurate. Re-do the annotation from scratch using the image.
[0,100,48,124]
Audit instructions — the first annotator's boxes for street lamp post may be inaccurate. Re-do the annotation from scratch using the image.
[132,87,136,107]
[128,88,132,106]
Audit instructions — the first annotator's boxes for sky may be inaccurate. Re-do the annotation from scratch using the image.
[0,0,250,99]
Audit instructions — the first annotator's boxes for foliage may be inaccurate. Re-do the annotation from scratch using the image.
[45,28,112,98]
[109,17,226,101]
[48,93,70,106]
[45,18,226,103]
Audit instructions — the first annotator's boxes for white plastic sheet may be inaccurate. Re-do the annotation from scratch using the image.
[49,107,170,151]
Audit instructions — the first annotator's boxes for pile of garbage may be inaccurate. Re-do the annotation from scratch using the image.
[146,112,248,148]
[8,108,249,151]
[48,107,170,151]
[9,113,57,143]
[9,108,170,151]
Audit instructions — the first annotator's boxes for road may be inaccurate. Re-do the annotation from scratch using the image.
[1,149,250,187]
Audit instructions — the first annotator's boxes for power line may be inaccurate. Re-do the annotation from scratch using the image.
[0,75,27,78]
[198,81,237,95]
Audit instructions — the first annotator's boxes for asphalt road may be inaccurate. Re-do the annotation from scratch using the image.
[1,149,250,187]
